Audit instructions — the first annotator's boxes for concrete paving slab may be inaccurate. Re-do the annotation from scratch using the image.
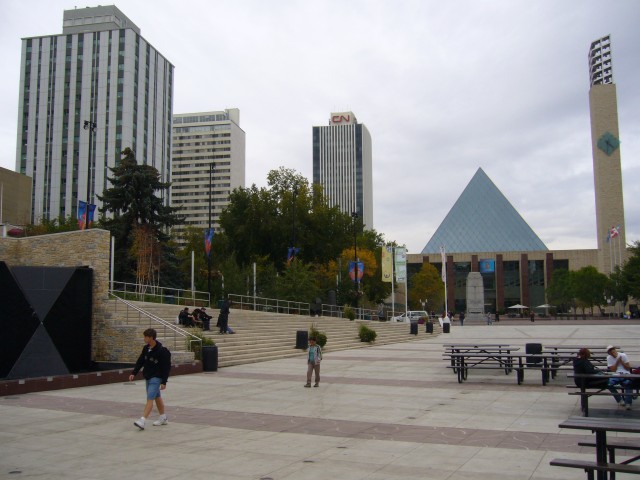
[2,322,640,479]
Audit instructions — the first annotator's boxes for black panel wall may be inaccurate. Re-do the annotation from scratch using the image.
[0,262,93,379]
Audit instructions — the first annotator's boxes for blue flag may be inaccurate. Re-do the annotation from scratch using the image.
[78,201,87,229]
[78,201,96,229]
[204,228,214,257]
[287,247,300,264]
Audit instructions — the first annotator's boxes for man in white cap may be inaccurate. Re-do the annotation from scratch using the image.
[606,345,633,409]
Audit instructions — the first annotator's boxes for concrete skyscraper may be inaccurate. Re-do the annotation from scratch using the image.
[312,112,373,229]
[171,109,245,243]
[16,6,174,223]
[588,35,627,273]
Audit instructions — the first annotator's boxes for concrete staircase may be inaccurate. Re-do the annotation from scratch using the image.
[110,301,442,368]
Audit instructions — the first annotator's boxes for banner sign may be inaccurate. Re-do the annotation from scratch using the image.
[204,228,214,257]
[348,261,364,282]
[381,245,393,282]
[395,247,407,283]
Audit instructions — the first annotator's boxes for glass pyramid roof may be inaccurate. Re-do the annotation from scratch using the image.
[421,168,548,254]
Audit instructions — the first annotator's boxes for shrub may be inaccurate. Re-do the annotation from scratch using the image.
[343,305,356,321]
[187,330,215,360]
[358,324,377,343]
[309,323,327,347]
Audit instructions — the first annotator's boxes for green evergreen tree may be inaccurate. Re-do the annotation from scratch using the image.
[97,148,184,284]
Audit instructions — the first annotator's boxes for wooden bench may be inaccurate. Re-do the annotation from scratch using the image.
[445,352,552,385]
[579,438,640,464]
[569,374,640,416]
[550,458,640,479]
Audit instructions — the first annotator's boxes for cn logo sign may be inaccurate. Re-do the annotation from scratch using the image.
[331,115,351,124]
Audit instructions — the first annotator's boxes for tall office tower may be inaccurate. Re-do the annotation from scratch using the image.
[171,109,245,243]
[588,35,626,273]
[312,112,373,229]
[16,6,174,223]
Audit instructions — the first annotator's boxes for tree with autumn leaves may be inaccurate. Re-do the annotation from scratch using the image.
[216,167,392,307]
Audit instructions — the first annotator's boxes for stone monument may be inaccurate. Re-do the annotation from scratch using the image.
[466,272,485,322]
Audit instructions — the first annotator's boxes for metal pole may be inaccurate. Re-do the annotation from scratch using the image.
[83,120,96,229]
[391,246,395,320]
[110,235,115,292]
[352,212,358,317]
[292,187,298,255]
[191,250,195,293]
[208,162,213,294]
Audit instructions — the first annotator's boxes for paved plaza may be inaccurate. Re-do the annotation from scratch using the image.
[2,321,640,479]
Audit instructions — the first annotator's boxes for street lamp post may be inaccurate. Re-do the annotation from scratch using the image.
[351,211,359,314]
[207,162,214,295]
[292,186,298,259]
[83,120,97,229]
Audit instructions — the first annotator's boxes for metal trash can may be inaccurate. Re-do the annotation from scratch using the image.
[202,345,218,372]
[410,323,418,335]
[443,323,450,333]
[426,322,433,334]
[296,330,309,349]
[526,343,543,366]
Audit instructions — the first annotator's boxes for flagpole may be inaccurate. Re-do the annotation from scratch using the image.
[391,246,395,321]
[440,246,448,315]
[609,229,613,274]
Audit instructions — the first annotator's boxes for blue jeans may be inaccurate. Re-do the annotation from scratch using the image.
[608,377,633,405]
[145,377,162,400]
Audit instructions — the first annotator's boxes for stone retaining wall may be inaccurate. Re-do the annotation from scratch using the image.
[0,229,128,362]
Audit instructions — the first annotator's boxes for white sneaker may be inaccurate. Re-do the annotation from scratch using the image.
[153,416,168,426]
[134,417,145,430]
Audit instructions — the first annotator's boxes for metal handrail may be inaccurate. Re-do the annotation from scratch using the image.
[227,293,381,320]
[110,281,210,307]
[108,293,202,354]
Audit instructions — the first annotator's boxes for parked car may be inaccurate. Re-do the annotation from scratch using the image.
[391,310,429,323]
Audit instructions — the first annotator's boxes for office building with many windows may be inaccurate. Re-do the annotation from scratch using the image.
[171,109,245,243]
[312,112,373,229]
[16,5,174,223]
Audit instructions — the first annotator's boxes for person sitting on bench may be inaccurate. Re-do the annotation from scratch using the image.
[573,348,609,389]
[607,345,634,410]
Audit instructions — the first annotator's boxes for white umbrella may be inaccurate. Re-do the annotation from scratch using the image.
[535,304,554,309]
[508,304,528,309]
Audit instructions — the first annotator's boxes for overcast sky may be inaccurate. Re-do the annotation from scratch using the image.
[1,0,638,253]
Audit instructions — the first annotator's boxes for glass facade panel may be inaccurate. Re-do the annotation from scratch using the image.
[503,261,520,309]
[422,168,547,254]
[453,262,470,313]
[528,260,545,308]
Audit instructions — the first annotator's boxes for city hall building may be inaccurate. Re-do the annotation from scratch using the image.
[408,35,628,314]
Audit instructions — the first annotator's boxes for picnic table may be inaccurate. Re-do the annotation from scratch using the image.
[569,373,640,417]
[551,416,640,479]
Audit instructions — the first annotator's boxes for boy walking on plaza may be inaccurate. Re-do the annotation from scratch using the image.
[304,336,322,388]
[129,328,172,429]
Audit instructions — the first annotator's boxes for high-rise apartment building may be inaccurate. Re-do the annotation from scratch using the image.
[16,6,174,223]
[588,35,627,273]
[312,112,373,229]
[171,109,245,242]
